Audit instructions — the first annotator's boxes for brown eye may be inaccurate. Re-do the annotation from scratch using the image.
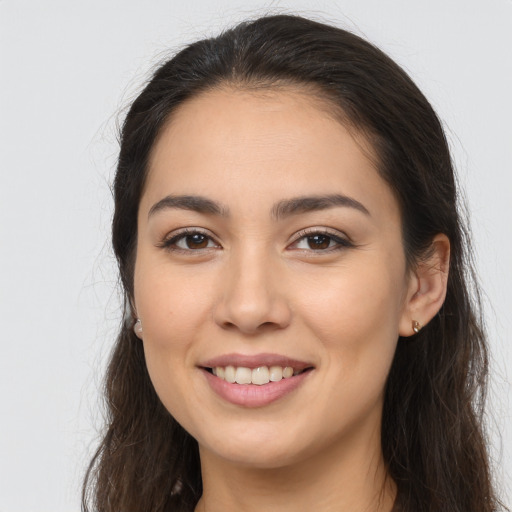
[184,233,209,249]
[162,230,219,251]
[306,235,331,250]
[289,229,353,252]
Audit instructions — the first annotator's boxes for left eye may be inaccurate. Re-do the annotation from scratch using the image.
[291,232,351,251]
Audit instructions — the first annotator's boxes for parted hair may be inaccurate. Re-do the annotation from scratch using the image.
[82,14,505,512]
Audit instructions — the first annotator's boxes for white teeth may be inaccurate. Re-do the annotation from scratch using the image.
[235,367,252,384]
[252,366,270,385]
[269,366,283,381]
[224,365,236,383]
[283,366,293,378]
[212,365,303,384]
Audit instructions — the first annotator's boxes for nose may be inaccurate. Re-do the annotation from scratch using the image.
[213,248,292,335]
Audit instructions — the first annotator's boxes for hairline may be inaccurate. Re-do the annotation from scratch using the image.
[145,78,383,189]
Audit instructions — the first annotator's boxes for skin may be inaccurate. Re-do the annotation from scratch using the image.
[133,87,450,512]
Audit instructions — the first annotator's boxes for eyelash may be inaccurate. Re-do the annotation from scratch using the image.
[158,227,353,254]
[289,228,354,253]
[158,228,220,253]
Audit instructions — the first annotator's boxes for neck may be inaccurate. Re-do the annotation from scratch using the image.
[195,421,396,512]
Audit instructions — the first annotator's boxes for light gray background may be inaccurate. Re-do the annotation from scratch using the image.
[0,1,510,510]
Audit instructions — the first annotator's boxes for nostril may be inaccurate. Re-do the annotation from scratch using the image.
[213,289,292,333]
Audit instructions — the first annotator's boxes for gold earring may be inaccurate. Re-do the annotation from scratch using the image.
[412,320,422,334]
[133,318,143,338]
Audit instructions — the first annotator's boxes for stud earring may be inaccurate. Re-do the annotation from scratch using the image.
[412,320,422,334]
[133,318,143,338]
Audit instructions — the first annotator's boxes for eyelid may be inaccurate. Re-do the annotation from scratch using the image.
[158,227,221,252]
[287,226,353,251]
[157,226,352,253]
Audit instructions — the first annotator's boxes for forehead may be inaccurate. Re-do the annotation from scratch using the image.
[143,87,398,222]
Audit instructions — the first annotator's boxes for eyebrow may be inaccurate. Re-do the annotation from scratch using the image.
[271,194,370,220]
[148,195,229,218]
[148,193,370,219]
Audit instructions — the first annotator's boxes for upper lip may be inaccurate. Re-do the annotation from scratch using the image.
[199,353,314,371]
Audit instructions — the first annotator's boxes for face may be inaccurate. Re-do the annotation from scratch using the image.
[133,88,414,468]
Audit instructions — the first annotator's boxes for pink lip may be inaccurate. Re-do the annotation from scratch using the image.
[200,352,312,371]
[198,353,314,408]
[202,368,312,407]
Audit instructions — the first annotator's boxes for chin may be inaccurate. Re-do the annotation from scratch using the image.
[207,442,301,469]
[194,420,322,469]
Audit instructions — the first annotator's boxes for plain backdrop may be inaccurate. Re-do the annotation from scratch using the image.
[0,1,510,510]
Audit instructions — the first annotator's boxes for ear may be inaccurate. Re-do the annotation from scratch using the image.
[399,234,450,337]
[128,298,143,339]
[133,318,143,339]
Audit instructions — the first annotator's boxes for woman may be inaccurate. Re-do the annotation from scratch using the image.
[83,14,505,512]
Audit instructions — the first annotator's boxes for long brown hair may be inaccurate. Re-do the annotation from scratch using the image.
[83,14,506,512]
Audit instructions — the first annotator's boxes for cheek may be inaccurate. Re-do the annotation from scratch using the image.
[289,267,402,438]
[133,259,213,407]
[295,256,405,381]
[135,294,206,430]
[134,258,211,345]
[300,263,403,335]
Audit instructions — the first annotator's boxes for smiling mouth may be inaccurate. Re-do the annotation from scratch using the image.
[203,365,313,385]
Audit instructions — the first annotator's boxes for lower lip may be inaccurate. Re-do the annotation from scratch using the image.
[202,369,312,408]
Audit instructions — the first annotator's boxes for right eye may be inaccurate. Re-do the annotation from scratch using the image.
[161,229,220,252]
